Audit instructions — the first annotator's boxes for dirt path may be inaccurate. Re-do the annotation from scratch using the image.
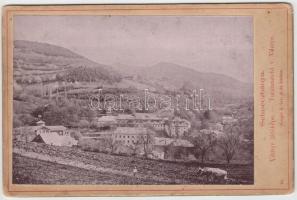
[13,148,189,184]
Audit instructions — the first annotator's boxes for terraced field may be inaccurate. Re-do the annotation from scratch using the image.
[13,141,253,185]
[13,154,161,184]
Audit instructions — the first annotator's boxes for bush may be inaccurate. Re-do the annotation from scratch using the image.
[90,120,99,130]
[70,131,83,140]
[78,120,90,128]
[78,138,109,153]
[13,117,23,128]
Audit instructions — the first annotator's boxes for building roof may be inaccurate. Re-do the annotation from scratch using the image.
[172,117,190,123]
[40,126,67,131]
[29,126,42,131]
[116,113,162,121]
[26,125,67,132]
[33,132,77,146]
[192,129,224,138]
[114,127,147,135]
[83,131,113,137]
[97,116,117,122]
[116,114,135,120]
[154,137,194,147]
[222,115,234,119]
[134,113,161,120]
[49,126,67,131]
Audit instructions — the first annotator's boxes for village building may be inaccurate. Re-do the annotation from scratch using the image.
[96,116,117,128]
[110,127,194,160]
[27,121,78,146]
[115,113,190,137]
[112,127,148,146]
[32,131,78,147]
[133,113,166,130]
[115,113,166,130]
[34,120,69,136]
[165,117,191,138]
[152,137,194,159]
[116,114,136,127]
[82,131,113,140]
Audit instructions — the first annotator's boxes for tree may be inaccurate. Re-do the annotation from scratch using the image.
[13,81,22,95]
[32,105,49,118]
[202,110,220,122]
[138,132,154,158]
[218,125,240,164]
[138,124,155,158]
[80,108,96,122]
[13,117,23,128]
[104,138,121,154]
[127,140,141,156]
[78,119,90,128]
[164,142,176,159]
[190,131,217,163]
[40,103,80,127]
[90,120,99,130]
[70,131,82,140]
[20,114,36,126]
[56,73,64,82]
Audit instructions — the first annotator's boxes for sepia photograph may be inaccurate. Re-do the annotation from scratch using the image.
[11,14,255,185]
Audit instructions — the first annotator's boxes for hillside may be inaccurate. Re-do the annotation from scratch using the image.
[136,62,253,100]
[13,40,121,84]
[111,63,146,76]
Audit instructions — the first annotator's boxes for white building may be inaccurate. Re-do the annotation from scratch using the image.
[222,115,238,124]
[32,132,78,146]
[96,116,117,128]
[31,121,77,146]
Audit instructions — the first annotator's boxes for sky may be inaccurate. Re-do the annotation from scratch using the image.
[14,15,253,82]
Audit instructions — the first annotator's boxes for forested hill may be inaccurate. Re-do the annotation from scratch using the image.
[13,40,121,84]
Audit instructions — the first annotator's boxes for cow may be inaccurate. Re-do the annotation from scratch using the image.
[197,167,228,183]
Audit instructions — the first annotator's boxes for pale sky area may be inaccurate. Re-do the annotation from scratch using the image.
[14,15,253,82]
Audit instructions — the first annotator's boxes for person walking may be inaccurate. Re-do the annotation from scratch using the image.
[133,166,138,177]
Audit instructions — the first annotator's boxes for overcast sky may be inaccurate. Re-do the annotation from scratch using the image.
[14,15,253,82]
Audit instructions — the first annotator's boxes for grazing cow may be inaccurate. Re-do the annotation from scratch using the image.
[197,167,228,183]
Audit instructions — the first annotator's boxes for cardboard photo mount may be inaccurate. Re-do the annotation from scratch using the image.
[2,3,294,196]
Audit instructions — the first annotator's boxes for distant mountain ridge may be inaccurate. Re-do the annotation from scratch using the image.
[136,62,253,100]
[13,40,252,103]
[140,62,249,87]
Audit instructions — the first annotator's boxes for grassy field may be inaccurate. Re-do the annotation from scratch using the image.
[13,141,253,185]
